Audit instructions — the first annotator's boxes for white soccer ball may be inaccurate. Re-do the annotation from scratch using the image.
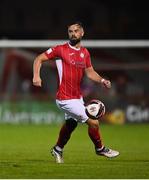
[85,99,105,119]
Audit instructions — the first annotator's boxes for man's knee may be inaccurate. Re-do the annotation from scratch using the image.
[86,118,99,128]
[66,118,78,131]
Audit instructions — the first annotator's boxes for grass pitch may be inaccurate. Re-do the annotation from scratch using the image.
[0,123,149,179]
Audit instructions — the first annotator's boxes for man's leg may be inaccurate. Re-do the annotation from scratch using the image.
[51,118,78,163]
[87,119,103,150]
[87,119,119,158]
[56,118,78,148]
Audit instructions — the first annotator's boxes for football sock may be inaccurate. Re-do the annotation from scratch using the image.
[96,146,104,152]
[56,118,78,149]
[88,126,103,149]
[55,145,63,152]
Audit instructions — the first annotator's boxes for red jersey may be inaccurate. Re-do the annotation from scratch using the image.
[45,42,92,100]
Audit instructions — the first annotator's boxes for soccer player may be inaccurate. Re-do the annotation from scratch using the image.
[33,22,119,163]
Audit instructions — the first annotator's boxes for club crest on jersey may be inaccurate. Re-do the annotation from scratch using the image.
[80,53,84,58]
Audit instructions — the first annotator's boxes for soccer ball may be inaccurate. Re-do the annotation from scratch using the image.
[85,99,105,119]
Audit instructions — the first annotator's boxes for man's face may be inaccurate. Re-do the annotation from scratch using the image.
[68,24,84,45]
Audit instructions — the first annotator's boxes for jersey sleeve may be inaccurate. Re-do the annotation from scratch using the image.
[44,45,60,59]
[85,49,92,68]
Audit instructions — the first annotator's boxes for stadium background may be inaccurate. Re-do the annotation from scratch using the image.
[0,0,149,178]
[0,0,149,124]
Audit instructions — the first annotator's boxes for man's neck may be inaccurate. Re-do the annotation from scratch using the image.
[75,42,81,49]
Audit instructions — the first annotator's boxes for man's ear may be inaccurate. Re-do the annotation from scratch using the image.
[81,29,84,37]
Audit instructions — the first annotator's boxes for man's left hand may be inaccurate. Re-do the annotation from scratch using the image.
[101,79,111,89]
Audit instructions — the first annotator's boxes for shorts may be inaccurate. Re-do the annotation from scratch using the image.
[56,98,89,123]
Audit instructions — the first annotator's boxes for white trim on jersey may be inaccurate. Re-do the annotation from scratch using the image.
[56,59,63,85]
[46,48,52,54]
[68,42,80,51]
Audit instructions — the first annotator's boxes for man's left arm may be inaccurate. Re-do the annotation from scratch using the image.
[85,66,111,89]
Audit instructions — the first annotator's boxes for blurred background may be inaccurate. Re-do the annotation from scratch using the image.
[0,0,149,39]
[0,0,149,124]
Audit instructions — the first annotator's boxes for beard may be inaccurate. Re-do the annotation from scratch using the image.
[69,37,81,46]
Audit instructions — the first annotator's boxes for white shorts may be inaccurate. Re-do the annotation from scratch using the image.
[56,98,89,123]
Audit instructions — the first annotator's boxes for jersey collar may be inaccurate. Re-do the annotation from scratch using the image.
[68,42,81,51]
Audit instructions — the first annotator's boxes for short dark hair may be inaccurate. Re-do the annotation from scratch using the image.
[67,21,84,29]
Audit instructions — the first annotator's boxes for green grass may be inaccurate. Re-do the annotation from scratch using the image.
[0,123,149,178]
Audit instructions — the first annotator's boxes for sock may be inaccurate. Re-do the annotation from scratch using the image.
[55,145,63,152]
[56,119,78,149]
[88,126,103,149]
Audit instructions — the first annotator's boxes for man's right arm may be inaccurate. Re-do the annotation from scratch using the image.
[33,53,49,87]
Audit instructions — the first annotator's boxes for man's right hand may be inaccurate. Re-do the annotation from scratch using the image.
[33,76,42,87]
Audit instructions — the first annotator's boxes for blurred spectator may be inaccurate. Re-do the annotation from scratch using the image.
[81,77,99,102]
[114,75,128,95]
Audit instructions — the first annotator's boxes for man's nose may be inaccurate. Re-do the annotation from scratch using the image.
[72,33,76,37]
